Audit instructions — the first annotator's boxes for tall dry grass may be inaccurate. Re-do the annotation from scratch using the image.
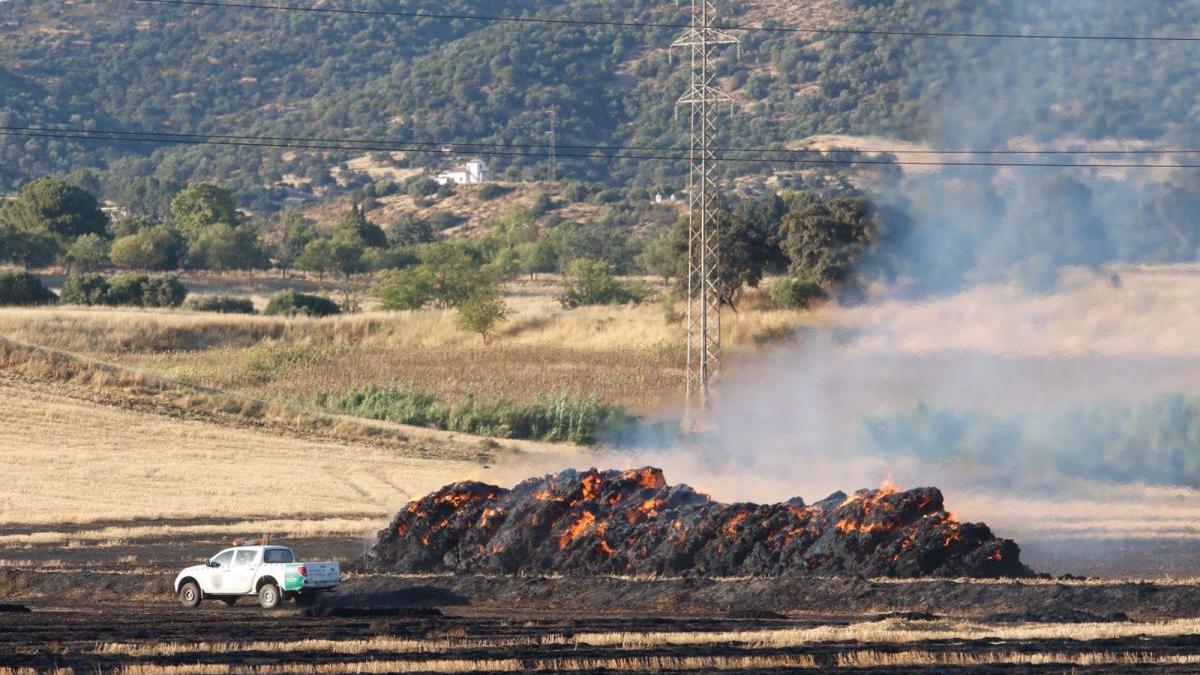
[0,286,809,410]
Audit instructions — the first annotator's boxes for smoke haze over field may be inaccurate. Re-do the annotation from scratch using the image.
[623,3,1200,574]
[468,1,1200,576]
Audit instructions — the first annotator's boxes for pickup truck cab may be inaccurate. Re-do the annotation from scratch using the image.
[174,545,340,609]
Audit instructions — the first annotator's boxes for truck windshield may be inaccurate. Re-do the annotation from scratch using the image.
[263,548,294,563]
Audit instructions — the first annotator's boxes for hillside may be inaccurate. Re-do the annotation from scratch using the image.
[5,0,1200,211]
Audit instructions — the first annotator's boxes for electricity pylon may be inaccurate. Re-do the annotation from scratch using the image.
[546,108,557,183]
[672,0,738,412]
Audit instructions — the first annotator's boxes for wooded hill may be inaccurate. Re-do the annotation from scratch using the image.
[4,0,1200,210]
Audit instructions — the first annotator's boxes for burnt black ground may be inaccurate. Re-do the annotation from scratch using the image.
[6,571,1200,673]
[6,528,1200,673]
[5,599,1200,674]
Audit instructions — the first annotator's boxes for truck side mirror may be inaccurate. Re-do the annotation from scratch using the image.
[208,561,220,568]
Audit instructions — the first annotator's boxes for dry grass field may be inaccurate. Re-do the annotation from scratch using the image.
[0,278,809,412]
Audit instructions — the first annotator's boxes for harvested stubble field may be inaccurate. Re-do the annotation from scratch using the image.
[0,330,582,570]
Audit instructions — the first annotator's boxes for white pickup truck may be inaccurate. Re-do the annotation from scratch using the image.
[174,545,340,609]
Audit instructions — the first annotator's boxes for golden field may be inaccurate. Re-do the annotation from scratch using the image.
[0,372,576,528]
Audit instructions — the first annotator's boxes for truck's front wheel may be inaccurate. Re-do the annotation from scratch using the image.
[179,582,201,608]
[258,582,281,609]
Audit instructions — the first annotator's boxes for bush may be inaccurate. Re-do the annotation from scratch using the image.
[183,295,256,314]
[477,184,512,201]
[313,384,641,445]
[61,273,188,307]
[426,211,464,231]
[405,176,439,198]
[60,273,111,306]
[264,290,340,317]
[107,274,188,308]
[563,182,590,203]
[769,278,826,309]
[558,259,647,308]
[0,270,57,306]
[143,276,188,308]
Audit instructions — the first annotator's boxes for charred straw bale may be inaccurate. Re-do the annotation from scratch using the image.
[365,467,1033,579]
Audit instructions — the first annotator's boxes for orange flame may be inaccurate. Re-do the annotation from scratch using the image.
[942,521,961,548]
[988,548,1003,561]
[723,511,749,537]
[626,498,664,524]
[478,507,502,528]
[558,511,597,549]
[436,491,474,509]
[581,472,601,501]
[892,530,915,561]
[595,522,615,558]
[622,468,666,490]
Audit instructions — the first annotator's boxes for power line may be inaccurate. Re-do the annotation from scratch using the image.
[132,0,1200,43]
[9,125,1200,169]
[7,124,1200,158]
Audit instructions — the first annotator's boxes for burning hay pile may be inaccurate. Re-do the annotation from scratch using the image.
[365,468,1032,578]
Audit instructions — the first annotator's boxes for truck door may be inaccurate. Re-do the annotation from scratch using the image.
[205,549,236,593]
[226,549,260,594]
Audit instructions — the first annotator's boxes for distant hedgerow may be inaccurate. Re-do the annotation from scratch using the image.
[60,273,187,308]
[264,290,340,317]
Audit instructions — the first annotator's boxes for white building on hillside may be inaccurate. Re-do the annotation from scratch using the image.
[435,159,491,185]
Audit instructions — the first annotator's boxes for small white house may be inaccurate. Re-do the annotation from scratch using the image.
[435,159,491,185]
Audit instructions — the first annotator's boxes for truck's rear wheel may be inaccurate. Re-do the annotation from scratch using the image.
[258,582,281,609]
[178,582,201,608]
[294,592,317,607]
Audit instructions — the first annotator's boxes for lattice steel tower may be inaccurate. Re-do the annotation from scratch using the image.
[546,108,557,183]
[672,0,738,410]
